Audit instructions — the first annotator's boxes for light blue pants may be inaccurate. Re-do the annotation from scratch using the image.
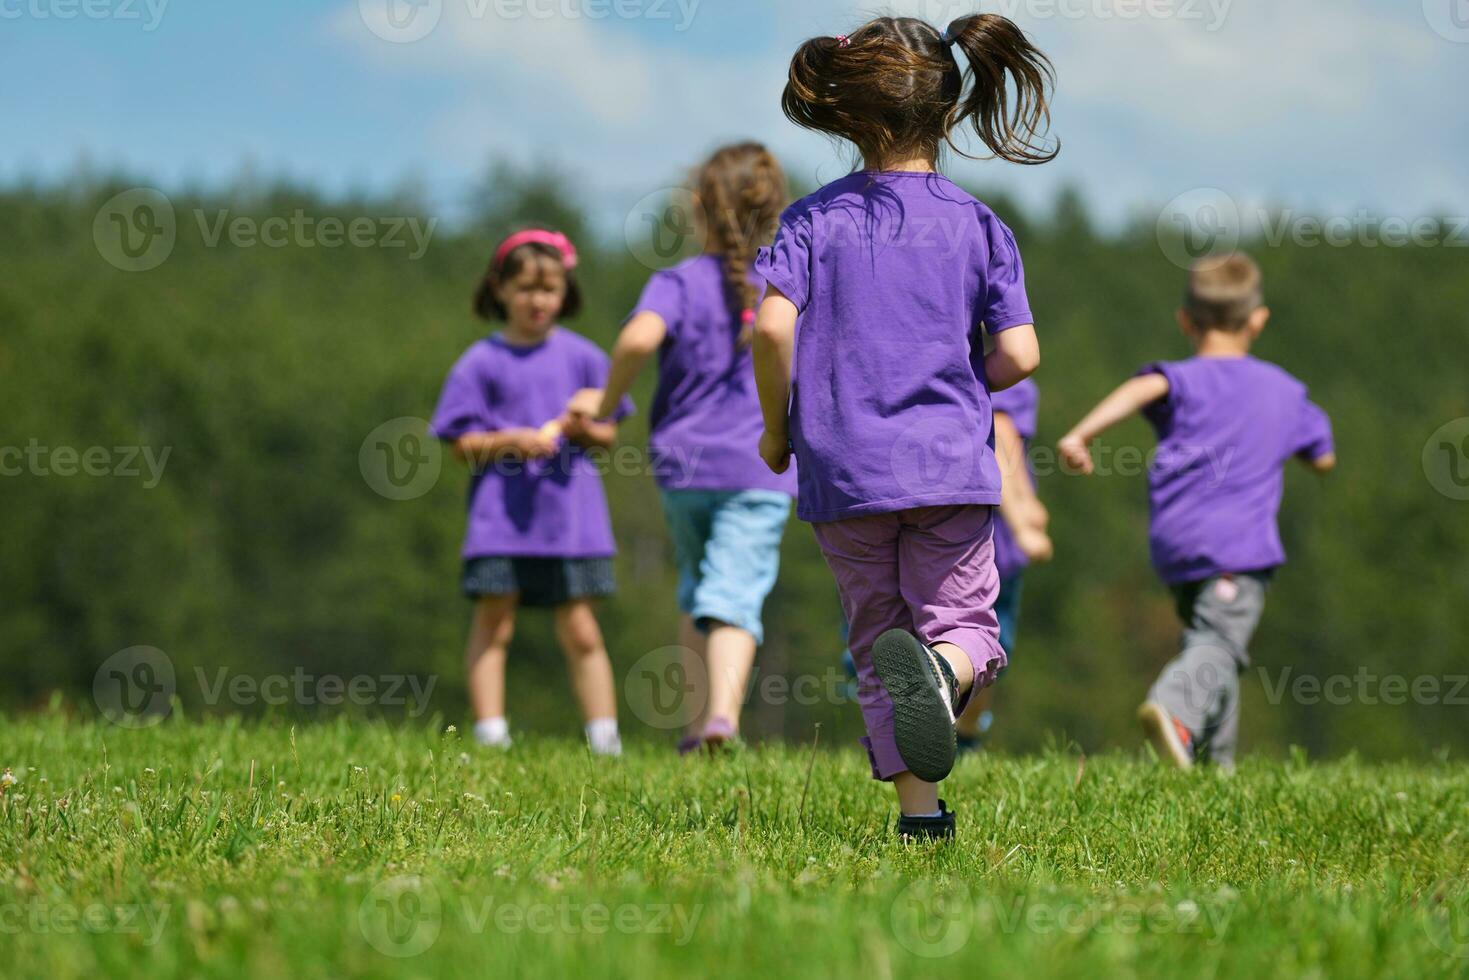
[660,489,793,646]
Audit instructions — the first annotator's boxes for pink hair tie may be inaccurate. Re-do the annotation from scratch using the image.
[835,34,850,48]
[741,309,757,325]
[493,229,579,271]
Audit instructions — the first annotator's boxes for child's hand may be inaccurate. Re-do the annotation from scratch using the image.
[1058,434,1094,475]
[567,388,605,420]
[1015,524,1054,564]
[561,413,592,444]
[512,427,559,460]
[759,429,791,474]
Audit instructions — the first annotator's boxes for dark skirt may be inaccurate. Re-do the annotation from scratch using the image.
[461,556,616,608]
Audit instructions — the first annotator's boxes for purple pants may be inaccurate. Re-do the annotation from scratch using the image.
[814,505,1007,781]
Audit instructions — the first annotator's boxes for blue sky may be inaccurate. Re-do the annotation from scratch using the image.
[3,0,1466,234]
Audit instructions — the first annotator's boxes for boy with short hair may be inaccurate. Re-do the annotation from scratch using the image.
[1059,253,1336,769]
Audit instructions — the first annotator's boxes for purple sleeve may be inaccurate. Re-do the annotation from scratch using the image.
[583,345,635,422]
[1294,398,1334,461]
[430,348,495,442]
[1137,362,1181,431]
[754,206,812,311]
[980,214,1034,334]
[991,380,1039,440]
[631,271,684,339]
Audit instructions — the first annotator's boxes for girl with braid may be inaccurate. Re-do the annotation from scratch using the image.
[570,143,796,753]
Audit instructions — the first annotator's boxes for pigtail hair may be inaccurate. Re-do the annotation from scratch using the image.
[944,14,1059,165]
[695,143,789,348]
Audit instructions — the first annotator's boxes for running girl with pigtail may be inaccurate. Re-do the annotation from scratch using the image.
[752,13,1057,840]
[570,143,796,753]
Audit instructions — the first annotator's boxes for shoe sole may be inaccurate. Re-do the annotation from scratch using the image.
[872,630,956,783]
[1138,701,1193,769]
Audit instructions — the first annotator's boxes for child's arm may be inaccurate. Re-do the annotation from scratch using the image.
[985,324,1040,392]
[1307,452,1337,473]
[562,415,619,451]
[568,312,667,422]
[995,413,1052,562]
[1058,373,1172,475]
[752,287,798,474]
[452,429,558,466]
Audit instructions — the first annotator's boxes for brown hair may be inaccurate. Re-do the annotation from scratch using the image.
[781,14,1058,167]
[694,143,788,344]
[473,240,583,322]
[1185,253,1264,331]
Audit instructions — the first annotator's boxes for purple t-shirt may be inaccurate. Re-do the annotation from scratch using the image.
[631,255,797,495]
[992,379,1040,582]
[430,328,633,560]
[1139,355,1334,585]
[755,171,1034,523]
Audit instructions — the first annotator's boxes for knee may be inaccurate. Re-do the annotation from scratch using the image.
[557,615,605,659]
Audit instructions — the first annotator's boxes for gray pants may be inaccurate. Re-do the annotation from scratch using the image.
[1147,573,1268,767]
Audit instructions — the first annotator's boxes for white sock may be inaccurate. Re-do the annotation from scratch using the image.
[585,718,622,757]
[474,717,511,749]
[906,810,944,819]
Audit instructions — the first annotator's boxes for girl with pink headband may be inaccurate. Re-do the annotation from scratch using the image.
[431,228,633,756]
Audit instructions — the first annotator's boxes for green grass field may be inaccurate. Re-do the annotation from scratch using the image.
[3,714,1467,978]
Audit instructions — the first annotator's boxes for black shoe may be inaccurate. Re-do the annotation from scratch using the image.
[872,629,961,783]
[897,801,956,841]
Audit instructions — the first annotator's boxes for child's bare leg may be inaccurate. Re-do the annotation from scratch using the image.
[893,772,941,816]
[465,596,517,744]
[554,600,621,754]
[678,615,709,742]
[704,621,756,733]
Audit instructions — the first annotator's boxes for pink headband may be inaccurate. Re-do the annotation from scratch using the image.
[493,229,579,271]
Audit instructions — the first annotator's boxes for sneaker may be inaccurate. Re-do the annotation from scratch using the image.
[1138,701,1194,769]
[896,800,956,841]
[871,629,961,783]
[676,734,702,757]
[700,716,738,752]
